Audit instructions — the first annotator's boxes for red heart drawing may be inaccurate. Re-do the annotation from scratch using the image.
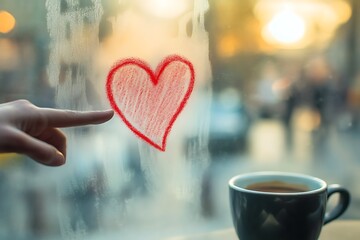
[106,55,195,151]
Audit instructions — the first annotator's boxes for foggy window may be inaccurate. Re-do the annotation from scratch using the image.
[0,0,358,239]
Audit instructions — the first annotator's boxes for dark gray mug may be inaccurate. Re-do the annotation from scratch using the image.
[229,172,350,240]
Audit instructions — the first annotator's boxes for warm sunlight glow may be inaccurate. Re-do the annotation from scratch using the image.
[255,0,352,49]
[137,0,190,19]
[266,9,306,44]
[332,0,352,24]
[0,11,16,34]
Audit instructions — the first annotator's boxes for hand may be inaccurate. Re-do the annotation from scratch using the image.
[0,100,114,166]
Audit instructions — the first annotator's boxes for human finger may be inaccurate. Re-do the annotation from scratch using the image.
[40,108,114,128]
[3,127,65,166]
[36,128,67,159]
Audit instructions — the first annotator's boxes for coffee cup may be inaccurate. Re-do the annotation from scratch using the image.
[228,171,350,240]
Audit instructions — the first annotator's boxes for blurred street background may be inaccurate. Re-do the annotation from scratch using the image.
[1,0,360,239]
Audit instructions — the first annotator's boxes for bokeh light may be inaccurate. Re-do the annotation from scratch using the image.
[265,9,306,44]
[254,0,352,49]
[136,0,190,19]
[0,11,16,34]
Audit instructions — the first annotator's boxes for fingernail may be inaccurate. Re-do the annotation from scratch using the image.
[103,109,114,115]
[94,109,113,113]
[50,151,65,166]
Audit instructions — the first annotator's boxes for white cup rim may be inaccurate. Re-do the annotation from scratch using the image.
[229,171,327,196]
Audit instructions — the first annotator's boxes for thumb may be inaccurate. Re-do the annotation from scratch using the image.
[1,127,65,166]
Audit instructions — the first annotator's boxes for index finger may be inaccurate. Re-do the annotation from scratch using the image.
[40,108,114,128]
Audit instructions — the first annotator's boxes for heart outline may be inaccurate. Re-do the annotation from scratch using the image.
[106,55,195,151]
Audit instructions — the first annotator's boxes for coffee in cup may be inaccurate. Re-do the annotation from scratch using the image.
[229,171,350,240]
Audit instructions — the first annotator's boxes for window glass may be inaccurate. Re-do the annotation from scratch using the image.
[0,0,358,239]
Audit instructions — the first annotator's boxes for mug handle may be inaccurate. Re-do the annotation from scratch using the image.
[324,184,350,225]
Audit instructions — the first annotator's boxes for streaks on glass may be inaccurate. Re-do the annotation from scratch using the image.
[46,0,103,110]
[46,0,212,238]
